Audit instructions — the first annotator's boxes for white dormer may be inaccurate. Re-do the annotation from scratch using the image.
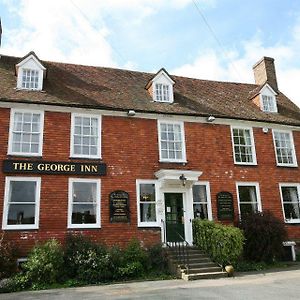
[259,83,278,113]
[16,52,46,91]
[146,68,175,103]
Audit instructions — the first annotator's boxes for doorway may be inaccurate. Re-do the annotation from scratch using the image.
[164,193,185,242]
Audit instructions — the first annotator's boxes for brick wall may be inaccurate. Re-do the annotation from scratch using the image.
[0,108,299,255]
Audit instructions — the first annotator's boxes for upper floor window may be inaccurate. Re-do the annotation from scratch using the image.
[192,182,212,220]
[158,120,186,162]
[71,114,101,159]
[231,127,257,165]
[155,83,170,102]
[273,130,297,167]
[279,183,300,223]
[136,180,158,227]
[2,177,41,230]
[21,69,39,90]
[8,109,44,156]
[16,52,46,91]
[236,182,262,219]
[259,84,278,113]
[262,95,276,112]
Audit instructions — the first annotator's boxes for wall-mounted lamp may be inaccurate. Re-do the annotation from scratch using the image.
[127,110,136,116]
[206,115,215,122]
[179,174,187,187]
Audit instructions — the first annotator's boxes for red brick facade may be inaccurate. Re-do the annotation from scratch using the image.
[0,107,299,256]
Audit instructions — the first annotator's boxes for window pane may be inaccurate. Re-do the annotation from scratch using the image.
[72,204,96,224]
[274,131,294,165]
[10,181,36,203]
[140,203,156,222]
[193,203,208,219]
[193,185,207,203]
[238,186,257,203]
[232,128,254,163]
[240,203,258,216]
[73,182,96,203]
[7,204,35,225]
[140,184,155,202]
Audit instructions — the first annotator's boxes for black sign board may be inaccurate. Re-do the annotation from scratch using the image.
[217,192,234,221]
[3,160,106,176]
[110,190,130,223]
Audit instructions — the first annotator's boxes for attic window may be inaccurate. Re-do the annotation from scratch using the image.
[22,69,39,90]
[262,95,276,112]
[155,83,170,102]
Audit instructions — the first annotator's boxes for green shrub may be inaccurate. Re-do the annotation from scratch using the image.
[147,244,169,274]
[0,234,17,279]
[64,234,113,283]
[22,239,64,285]
[193,219,244,266]
[239,211,287,263]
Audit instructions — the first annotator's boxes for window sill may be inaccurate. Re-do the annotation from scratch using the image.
[159,160,187,164]
[7,153,42,158]
[138,224,160,228]
[285,220,300,224]
[234,162,257,166]
[277,164,298,168]
[69,156,102,160]
[2,225,39,230]
[68,225,101,229]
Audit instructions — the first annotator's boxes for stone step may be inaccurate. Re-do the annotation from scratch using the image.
[186,266,222,274]
[182,271,227,281]
[187,262,217,268]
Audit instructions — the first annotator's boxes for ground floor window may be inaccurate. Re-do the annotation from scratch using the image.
[236,182,261,218]
[68,178,100,228]
[192,182,212,220]
[136,180,158,227]
[2,177,41,230]
[279,183,300,223]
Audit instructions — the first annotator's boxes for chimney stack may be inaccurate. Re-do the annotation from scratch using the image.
[253,57,278,91]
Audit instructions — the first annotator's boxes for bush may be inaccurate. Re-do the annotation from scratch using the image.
[64,234,113,283]
[147,244,169,274]
[0,234,17,279]
[193,219,245,266]
[239,211,287,263]
[22,239,64,285]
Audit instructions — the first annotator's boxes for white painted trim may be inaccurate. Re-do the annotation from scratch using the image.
[16,54,46,70]
[279,183,300,224]
[2,176,41,230]
[68,178,101,229]
[157,120,187,163]
[8,108,44,157]
[192,181,213,221]
[70,113,102,159]
[0,102,299,131]
[236,182,262,217]
[136,179,159,227]
[230,125,257,165]
[272,129,298,167]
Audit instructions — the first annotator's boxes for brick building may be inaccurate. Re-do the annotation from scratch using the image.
[0,51,300,256]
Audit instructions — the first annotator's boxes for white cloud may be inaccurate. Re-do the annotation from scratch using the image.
[171,33,300,108]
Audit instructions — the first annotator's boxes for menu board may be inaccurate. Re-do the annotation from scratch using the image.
[110,191,130,223]
[217,192,234,221]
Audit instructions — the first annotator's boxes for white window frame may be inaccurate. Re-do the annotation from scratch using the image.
[279,183,300,224]
[8,108,44,157]
[261,94,277,113]
[70,113,101,159]
[136,179,159,227]
[20,69,40,90]
[192,181,212,221]
[231,126,257,165]
[272,129,298,167]
[2,177,41,230]
[155,83,171,103]
[157,120,187,163]
[68,178,101,229]
[236,182,262,217]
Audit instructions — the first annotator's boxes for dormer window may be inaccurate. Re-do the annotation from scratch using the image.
[155,83,170,102]
[259,84,278,113]
[262,95,276,112]
[22,69,39,90]
[145,68,175,103]
[16,51,46,91]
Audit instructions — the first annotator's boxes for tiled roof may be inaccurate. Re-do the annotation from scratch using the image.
[0,54,299,126]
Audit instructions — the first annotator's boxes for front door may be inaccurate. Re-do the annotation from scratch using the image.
[164,193,185,242]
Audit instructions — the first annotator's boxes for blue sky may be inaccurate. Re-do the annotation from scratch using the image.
[1,0,300,107]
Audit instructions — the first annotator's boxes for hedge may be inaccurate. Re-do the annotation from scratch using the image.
[193,219,244,266]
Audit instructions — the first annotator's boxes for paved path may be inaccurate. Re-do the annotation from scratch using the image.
[2,268,300,300]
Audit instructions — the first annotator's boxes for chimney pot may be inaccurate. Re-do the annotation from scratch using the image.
[253,57,278,91]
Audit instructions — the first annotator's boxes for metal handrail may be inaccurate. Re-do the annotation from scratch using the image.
[166,228,190,274]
